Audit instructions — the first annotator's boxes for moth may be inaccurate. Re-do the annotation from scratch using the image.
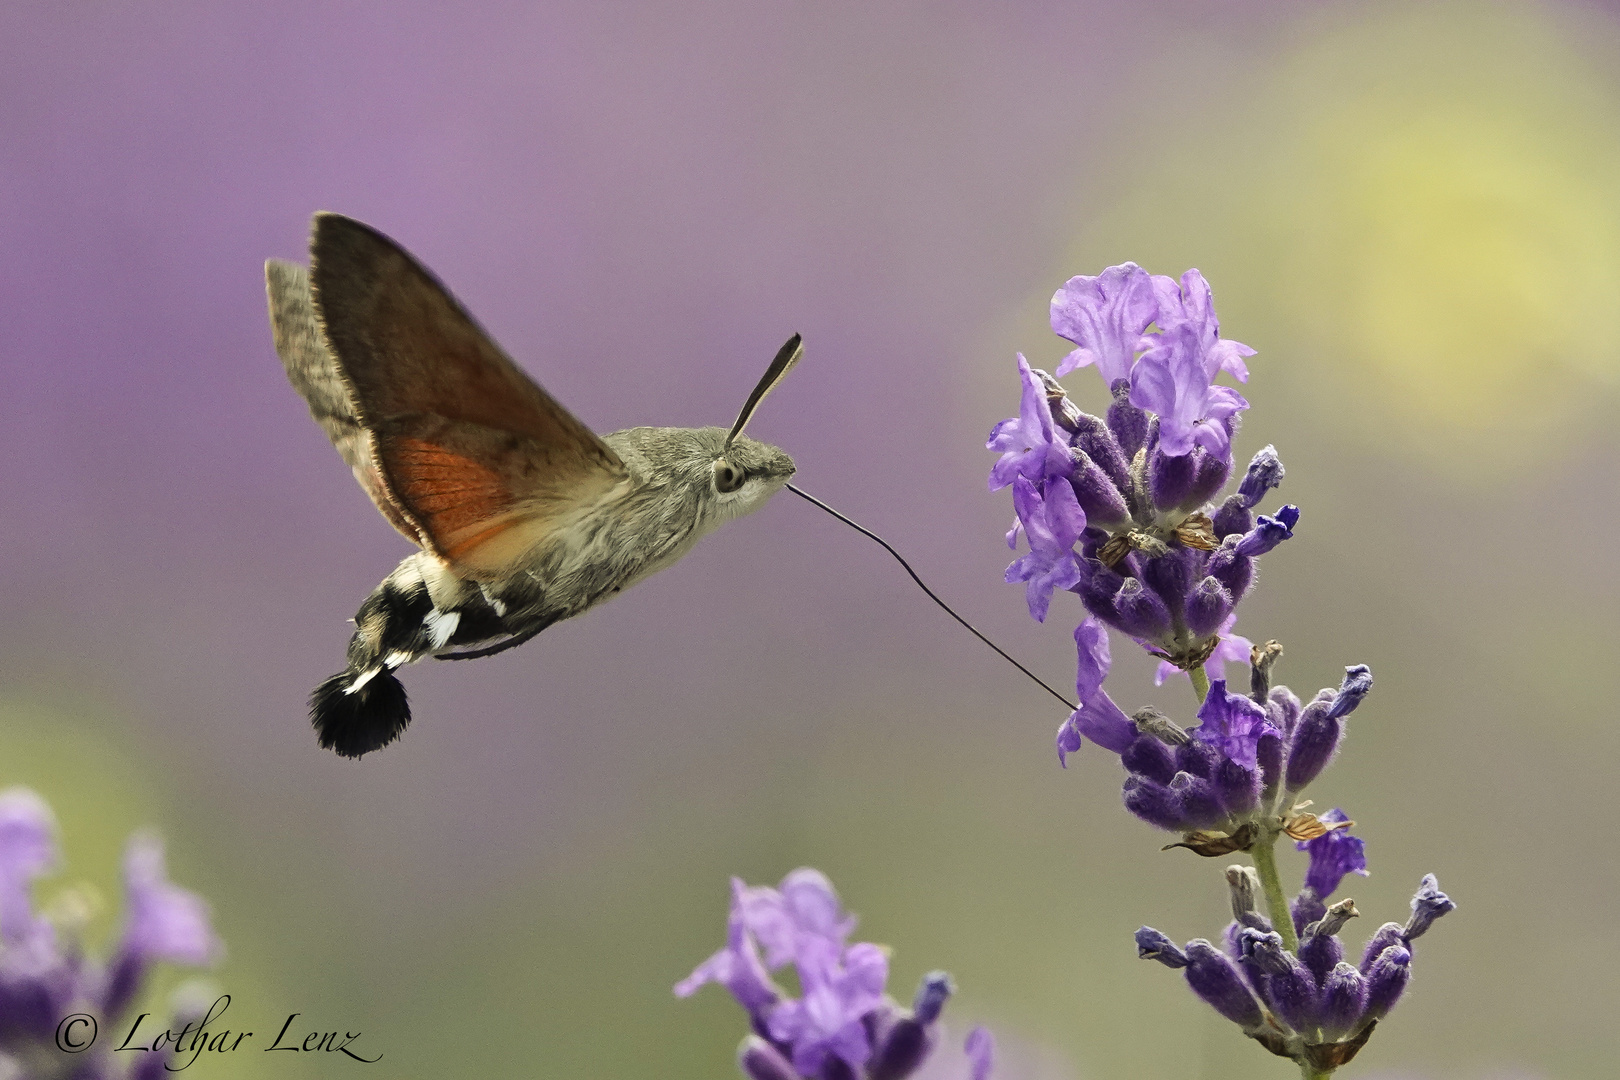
[266,213,800,758]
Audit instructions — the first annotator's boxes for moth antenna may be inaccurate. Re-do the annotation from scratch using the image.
[784,483,1077,711]
[724,333,803,450]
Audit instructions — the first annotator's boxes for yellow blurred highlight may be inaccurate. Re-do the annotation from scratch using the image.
[1068,3,1620,472]
[1267,6,1620,442]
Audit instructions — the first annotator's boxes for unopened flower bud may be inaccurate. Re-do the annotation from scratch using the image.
[1123,775,1184,830]
[1359,924,1405,975]
[1185,577,1234,638]
[1207,536,1253,601]
[1184,940,1264,1028]
[1292,890,1328,940]
[1266,686,1302,733]
[1184,447,1231,511]
[1068,454,1130,527]
[1143,547,1200,616]
[1236,445,1285,509]
[1113,578,1172,638]
[1362,945,1411,1021]
[1174,740,1219,779]
[1297,925,1345,985]
[1285,702,1340,792]
[1123,735,1178,785]
[1068,408,1133,494]
[1318,962,1369,1040]
[1212,757,1260,817]
[1135,927,1190,968]
[1149,444,1197,511]
[1240,929,1317,1033]
[1403,874,1456,942]
[1211,495,1252,541]
[1170,772,1223,830]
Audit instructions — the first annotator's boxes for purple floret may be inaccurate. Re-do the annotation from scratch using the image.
[1050,263,1157,385]
[1297,810,1369,899]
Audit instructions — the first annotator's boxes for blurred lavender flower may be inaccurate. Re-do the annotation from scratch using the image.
[0,787,221,1080]
[678,869,994,1080]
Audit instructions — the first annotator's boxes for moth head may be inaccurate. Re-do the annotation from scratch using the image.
[711,434,796,509]
[702,332,803,510]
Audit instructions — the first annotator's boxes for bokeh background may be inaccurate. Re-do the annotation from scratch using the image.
[3,1,1617,1077]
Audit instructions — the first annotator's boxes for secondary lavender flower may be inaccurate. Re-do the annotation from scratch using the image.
[1049,263,1156,384]
[1004,476,1085,623]
[986,355,1072,492]
[0,787,220,1079]
[1130,270,1253,459]
[679,870,994,1080]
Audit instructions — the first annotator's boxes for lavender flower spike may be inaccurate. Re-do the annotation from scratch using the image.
[1050,263,1157,384]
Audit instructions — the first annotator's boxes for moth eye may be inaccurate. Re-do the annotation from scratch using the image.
[713,458,746,493]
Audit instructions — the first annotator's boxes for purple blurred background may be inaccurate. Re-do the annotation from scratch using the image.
[3,2,1618,1077]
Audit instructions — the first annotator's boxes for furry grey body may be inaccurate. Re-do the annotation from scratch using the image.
[344,425,793,685]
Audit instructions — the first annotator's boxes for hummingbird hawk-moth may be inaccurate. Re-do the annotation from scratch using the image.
[266,213,800,758]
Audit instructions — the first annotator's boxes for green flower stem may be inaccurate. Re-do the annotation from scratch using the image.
[1189,665,1210,703]
[1250,828,1299,954]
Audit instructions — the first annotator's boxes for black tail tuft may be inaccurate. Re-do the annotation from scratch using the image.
[309,669,411,758]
